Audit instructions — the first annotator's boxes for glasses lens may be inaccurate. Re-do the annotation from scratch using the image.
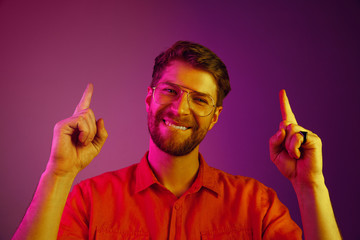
[189,92,214,116]
[154,83,214,117]
[154,83,180,105]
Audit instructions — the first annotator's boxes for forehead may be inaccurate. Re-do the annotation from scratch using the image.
[158,60,218,99]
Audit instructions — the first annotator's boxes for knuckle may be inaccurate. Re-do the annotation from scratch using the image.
[78,120,87,129]
[296,132,303,142]
[83,108,91,115]
[313,134,322,146]
[279,121,287,129]
[77,108,90,116]
[80,112,89,120]
[78,122,89,132]
[78,115,89,125]
[77,115,84,122]
[54,118,68,131]
[54,120,62,130]
[286,123,295,131]
[80,108,95,122]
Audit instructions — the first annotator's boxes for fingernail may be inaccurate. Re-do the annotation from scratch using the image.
[276,130,282,138]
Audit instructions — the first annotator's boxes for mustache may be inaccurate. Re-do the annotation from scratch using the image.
[155,109,199,129]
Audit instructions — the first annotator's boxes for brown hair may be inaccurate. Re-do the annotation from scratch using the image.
[151,41,231,106]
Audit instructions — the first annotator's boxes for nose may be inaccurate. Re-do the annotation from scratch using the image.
[170,91,191,115]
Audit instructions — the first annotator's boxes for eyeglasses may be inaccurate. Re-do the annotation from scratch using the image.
[152,82,216,117]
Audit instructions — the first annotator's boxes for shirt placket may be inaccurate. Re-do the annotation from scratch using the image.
[168,198,183,240]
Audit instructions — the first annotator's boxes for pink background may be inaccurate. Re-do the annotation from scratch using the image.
[1,0,359,239]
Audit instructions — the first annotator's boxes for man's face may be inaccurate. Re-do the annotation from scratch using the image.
[146,60,222,156]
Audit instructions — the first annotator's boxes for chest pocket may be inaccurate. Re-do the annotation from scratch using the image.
[95,230,149,240]
[201,228,253,240]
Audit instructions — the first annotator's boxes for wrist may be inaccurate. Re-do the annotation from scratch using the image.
[42,168,77,185]
[291,175,327,197]
[45,157,80,180]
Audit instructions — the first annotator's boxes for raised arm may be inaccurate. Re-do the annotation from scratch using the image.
[269,89,342,240]
[12,84,108,240]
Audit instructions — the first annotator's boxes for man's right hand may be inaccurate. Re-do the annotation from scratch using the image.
[47,83,108,177]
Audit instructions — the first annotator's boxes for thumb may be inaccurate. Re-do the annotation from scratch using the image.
[92,118,108,152]
[269,128,286,161]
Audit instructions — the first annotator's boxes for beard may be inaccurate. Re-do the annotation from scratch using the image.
[147,107,209,156]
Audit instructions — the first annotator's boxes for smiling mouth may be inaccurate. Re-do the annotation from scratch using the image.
[163,120,191,131]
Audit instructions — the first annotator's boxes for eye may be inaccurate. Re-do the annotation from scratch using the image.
[159,86,178,96]
[165,88,176,94]
[192,95,210,105]
[195,98,207,103]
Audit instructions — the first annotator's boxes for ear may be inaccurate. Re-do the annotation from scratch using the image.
[208,106,223,130]
[145,87,153,112]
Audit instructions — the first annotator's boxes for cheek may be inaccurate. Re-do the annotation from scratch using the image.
[196,117,213,130]
[149,104,168,121]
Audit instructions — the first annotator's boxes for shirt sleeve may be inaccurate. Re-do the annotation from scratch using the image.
[261,186,302,240]
[57,184,90,239]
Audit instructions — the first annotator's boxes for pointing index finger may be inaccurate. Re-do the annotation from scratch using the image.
[74,83,94,115]
[279,89,297,124]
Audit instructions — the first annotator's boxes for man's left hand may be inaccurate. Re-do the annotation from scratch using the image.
[269,89,324,187]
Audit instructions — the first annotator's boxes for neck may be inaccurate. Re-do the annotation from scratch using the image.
[148,139,200,197]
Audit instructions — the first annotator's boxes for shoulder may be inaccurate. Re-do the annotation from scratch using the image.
[209,167,290,217]
[208,166,276,200]
[210,166,268,189]
[74,163,139,195]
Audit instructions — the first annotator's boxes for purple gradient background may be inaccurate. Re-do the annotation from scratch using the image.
[1,0,359,239]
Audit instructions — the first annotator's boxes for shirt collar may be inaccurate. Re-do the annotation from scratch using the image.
[194,153,220,195]
[134,151,220,196]
[134,152,159,193]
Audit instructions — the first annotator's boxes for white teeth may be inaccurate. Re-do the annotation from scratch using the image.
[173,125,187,130]
[164,121,188,130]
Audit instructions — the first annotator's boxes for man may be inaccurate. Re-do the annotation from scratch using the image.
[13,41,341,239]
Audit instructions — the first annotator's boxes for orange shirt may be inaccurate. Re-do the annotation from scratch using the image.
[58,152,302,239]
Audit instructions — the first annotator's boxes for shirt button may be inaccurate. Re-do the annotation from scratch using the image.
[174,203,180,210]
